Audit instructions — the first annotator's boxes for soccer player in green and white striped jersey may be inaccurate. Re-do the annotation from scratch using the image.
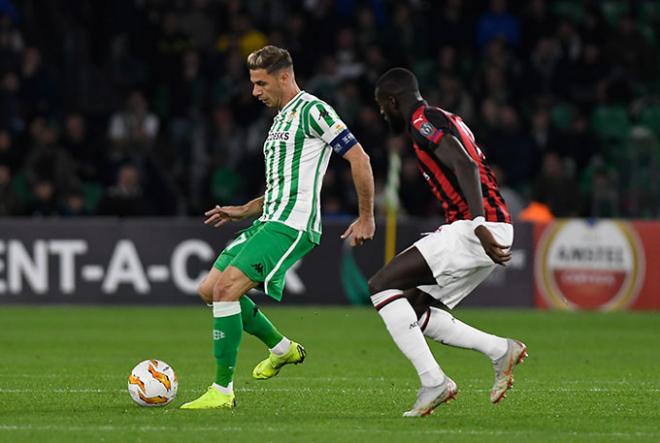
[181,46,376,410]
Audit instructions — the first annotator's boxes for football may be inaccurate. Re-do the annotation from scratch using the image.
[127,359,178,407]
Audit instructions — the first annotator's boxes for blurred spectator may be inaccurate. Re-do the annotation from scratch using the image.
[23,117,77,192]
[154,12,193,85]
[179,0,216,49]
[530,107,562,158]
[24,179,59,216]
[434,74,475,123]
[619,127,660,218]
[399,156,432,217]
[61,112,101,183]
[0,13,23,74]
[483,105,538,187]
[531,152,580,217]
[0,163,20,215]
[524,36,562,97]
[430,0,474,51]
[334,28,364,81]
[0,127,22,171]
[556,111,600,172]
[353,106,388,179]
[520,0,555,57]
[307,56,340,98]
[584,158,620,217]
[0,71,21,132]
[569,42,610,107]
[97,163,150,217]
[107,90,159,179]
[477,0,520,49]
[605,14,657,84]
[60,188,89,217]
[19,47,55,118]
[491,165,524,221]
[3,0,660,219]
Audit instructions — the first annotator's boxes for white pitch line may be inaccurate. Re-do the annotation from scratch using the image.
[1,387,659,394]
[0,424,658,439]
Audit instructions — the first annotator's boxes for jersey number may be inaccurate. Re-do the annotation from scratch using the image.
[453,116,484,158]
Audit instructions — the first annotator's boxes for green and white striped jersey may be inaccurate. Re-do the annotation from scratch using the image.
[259,91,357,244]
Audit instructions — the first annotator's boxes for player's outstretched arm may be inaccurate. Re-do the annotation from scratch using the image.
[340,144,376,247]
[203,196,264,228]
[434,135,511,265]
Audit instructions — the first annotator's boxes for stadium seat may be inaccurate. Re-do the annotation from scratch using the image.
[639,105,660,137]
[550,102,575,130]
[601,0,628,26]
[552,0,584,23]
[82,182,104,214]
[211,167,243,205]
[590,105,630,143]
[9,172,32,206]
[639,2,660,27]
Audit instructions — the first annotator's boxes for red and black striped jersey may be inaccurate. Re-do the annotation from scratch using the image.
[407,103,511,224]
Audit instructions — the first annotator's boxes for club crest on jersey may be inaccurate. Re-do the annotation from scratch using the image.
[420,122,435,137]
[286,110,297,122]
[267,131,290,142]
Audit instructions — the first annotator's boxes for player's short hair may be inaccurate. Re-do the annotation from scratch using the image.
[247,45,293,73]
[375,68,419,98]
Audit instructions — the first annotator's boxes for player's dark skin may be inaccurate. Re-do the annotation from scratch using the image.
[369,86,511,315]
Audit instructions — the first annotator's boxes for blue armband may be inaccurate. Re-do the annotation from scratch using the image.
[330,129,358,155]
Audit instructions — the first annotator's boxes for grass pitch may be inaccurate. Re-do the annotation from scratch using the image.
[1,306,659,443]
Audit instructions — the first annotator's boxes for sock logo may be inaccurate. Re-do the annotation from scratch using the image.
[213,329,225,340]
[409,321,419,329]
[251,263,264,275]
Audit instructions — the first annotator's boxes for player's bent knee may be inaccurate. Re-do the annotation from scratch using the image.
[212,268,253,302]
[367,273,386,296]
[196,282,212,304]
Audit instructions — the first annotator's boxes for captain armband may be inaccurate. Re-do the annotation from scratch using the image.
[330,129,358,155]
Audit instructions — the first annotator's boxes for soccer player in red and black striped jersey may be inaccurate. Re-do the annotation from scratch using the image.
[368,68,527,417]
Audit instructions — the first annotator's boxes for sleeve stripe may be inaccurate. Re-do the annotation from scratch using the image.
[309,113,324,136]
[314,103,336,127]
[431,129,444,144]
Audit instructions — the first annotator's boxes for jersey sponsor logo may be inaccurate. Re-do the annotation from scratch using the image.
[267,131,290,142]
[535,220,645,311]
[332,123,344,137]
[286,110,297,122]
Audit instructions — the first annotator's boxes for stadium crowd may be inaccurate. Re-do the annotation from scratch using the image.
[0,0,659,219]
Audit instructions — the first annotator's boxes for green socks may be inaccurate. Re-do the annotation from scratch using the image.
[240,295,284,348]
[213,301,243,387]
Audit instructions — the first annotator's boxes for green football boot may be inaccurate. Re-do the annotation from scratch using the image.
[252,341,306,380]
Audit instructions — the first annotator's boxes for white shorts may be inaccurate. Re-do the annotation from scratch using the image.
[414,220,514,309]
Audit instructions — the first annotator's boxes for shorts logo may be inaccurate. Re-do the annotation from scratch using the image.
[213,329,225,340]
[252,263,264,275]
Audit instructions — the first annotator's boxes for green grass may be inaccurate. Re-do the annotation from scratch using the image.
[1,306,659,443]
